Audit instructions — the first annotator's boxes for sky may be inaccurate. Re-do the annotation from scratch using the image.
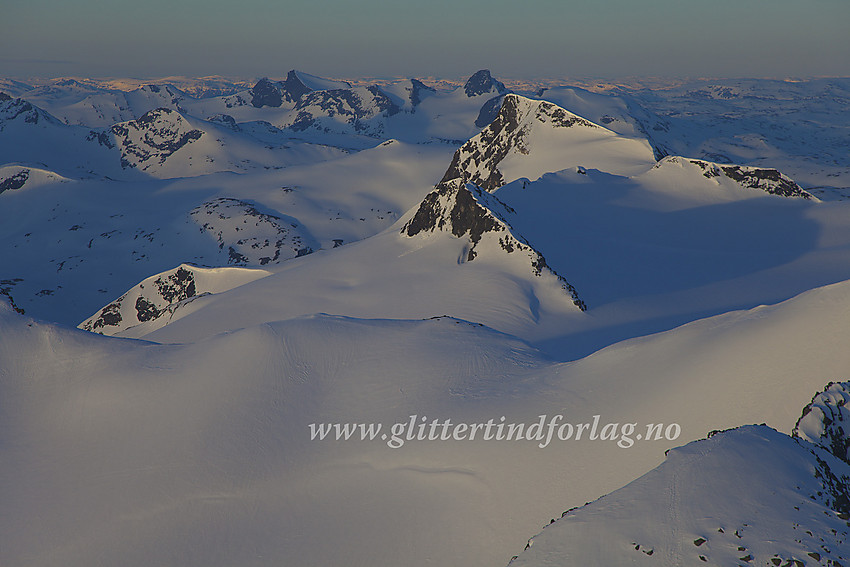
[3,0,849,80]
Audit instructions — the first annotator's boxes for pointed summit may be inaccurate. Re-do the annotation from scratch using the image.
[402,178,586,311]
[282,70,312,101]
[463,69,507,97]
[250,71,347,108]
[0,94,62,127]
[442,94,656,191]
[250,77,283,108]
[409,78,436,107]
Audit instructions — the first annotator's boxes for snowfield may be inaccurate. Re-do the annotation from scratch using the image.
[2,70,850,567]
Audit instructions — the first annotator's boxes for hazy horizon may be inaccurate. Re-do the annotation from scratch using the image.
[3,0,849,80]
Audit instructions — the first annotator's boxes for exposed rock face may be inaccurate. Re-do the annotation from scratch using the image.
[282,70,312,102]
[463,69,507,97]
[241,70,339,109]
[85,130,115,148]
[81,265,198,333]
[718,165,812,199]
[402,178,586,311]
[403,179,502,245]
[409,78,436,107]
[250,78,283,108]
[190,198,316,266]
[442,94,599,192]
[111,108,204,170]
[0,169,29,193]
[795,382,850,465]
[78,264,270,336]
[660,157,815,199]
[0,166,68,194]
[779,384,850,533]
[792,384,850,519]
[0,278,24,314]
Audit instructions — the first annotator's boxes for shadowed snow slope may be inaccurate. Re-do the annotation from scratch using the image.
[0,138,452,327]
[6,73,850,567]
[0,95,121,178]
[6,276,850,566]
[135,209,588,342]
[134,153,850,353]
[535,85,673,160]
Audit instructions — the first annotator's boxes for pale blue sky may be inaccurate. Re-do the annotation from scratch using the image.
[3,0,848,79]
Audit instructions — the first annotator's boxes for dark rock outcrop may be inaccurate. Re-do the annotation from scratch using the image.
[0,169,29,194]
[250,78,283,108]
[409,78,436,107]
[282,70,313,102]
[664,157,815,200]
[442,94,598,192]
[402,178,586,310]
[463,69,507,97]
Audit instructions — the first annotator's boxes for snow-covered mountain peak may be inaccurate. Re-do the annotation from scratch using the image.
[189,197,318,265]
[442,94,597,191]
[463,69,508,97]
[282,70,312,102]
[53,78,88,88]
[401,177,586,310]
[0,165,70,194]
[380,78,439,112]
[279,84,401,137]
[250,77,284,108]
[441,93,654,192]
[409,78,436,106]
[0,95,62,128]
[129,84,187,112]
[288,70,351,91]
[206,113,240,130]
[137,83,185,99]
[110,107,204,170]
[119,106,192,130]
